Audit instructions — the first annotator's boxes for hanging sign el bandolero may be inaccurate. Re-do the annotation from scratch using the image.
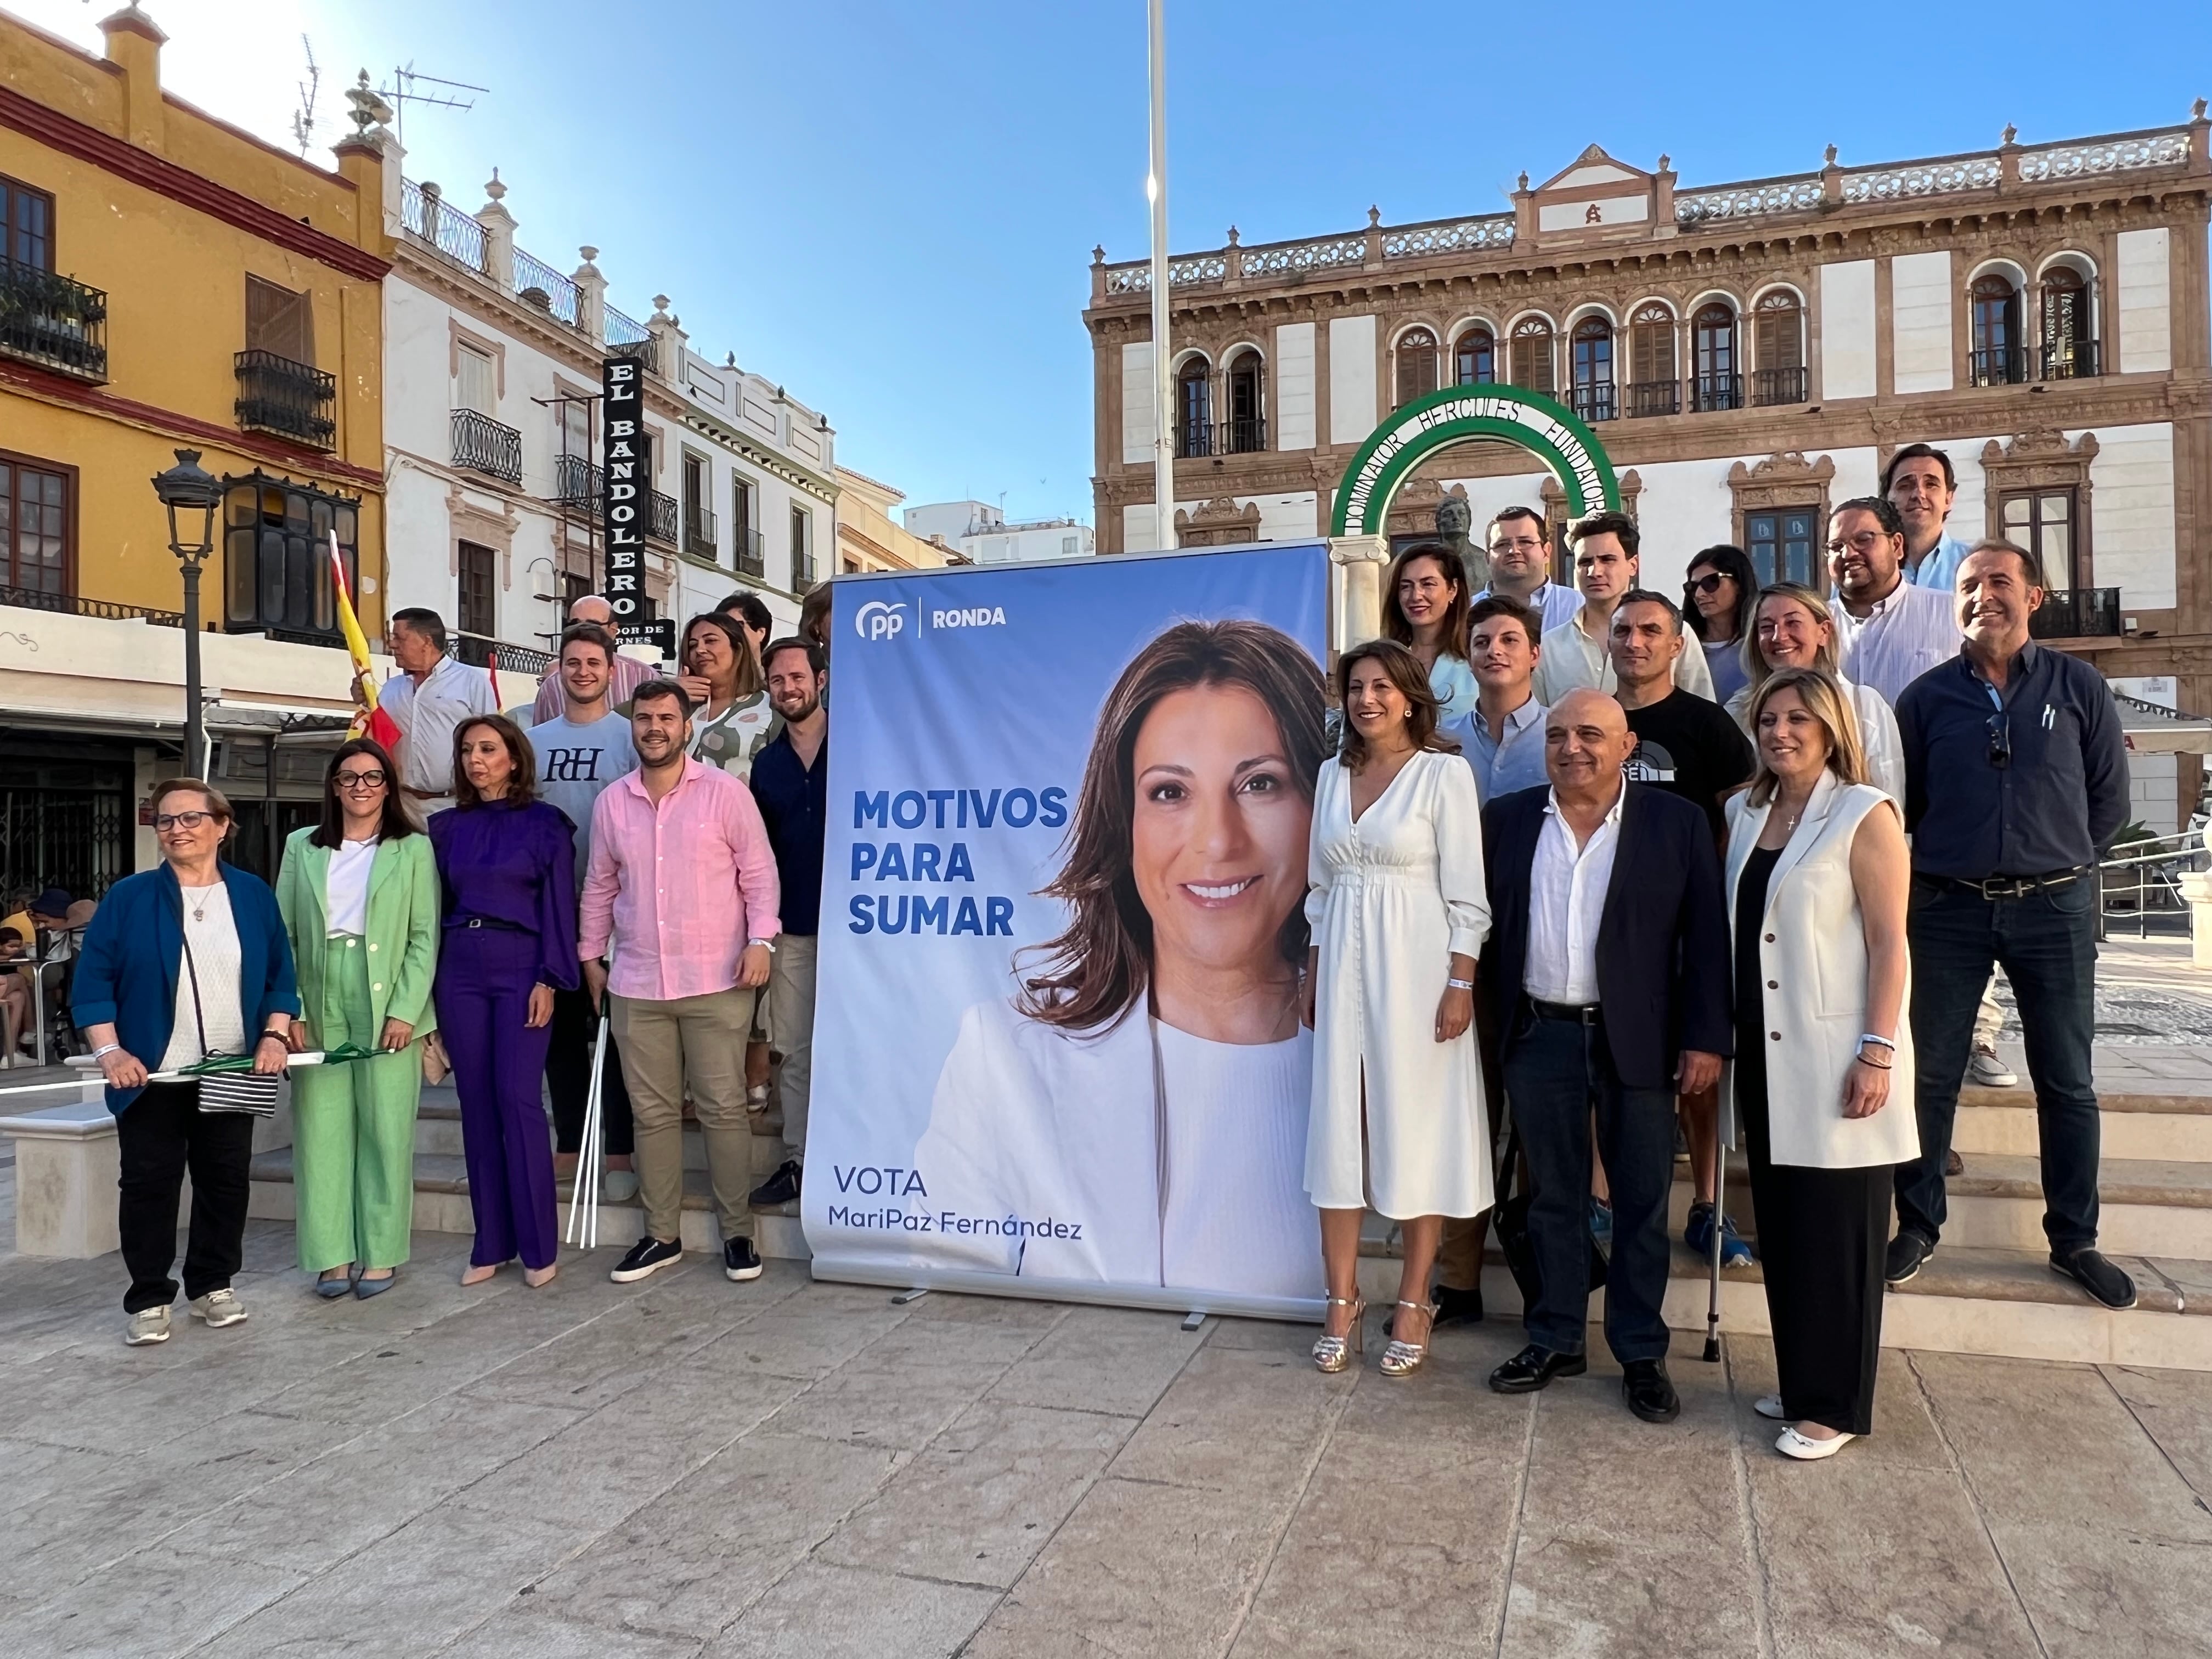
[1330,383,1621,539]
[601,353,650,637]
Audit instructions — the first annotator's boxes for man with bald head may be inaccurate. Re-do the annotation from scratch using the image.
[1478,687,1733,1423]
[533,594,656,723]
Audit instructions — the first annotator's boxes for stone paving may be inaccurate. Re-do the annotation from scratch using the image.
[4,1220,2211,1658]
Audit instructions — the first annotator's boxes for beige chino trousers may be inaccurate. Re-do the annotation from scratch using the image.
[611,986,755,1244]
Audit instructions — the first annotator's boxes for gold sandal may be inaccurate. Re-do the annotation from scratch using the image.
[1380,1300,1436,1377]
[1312,1295,1365,1373]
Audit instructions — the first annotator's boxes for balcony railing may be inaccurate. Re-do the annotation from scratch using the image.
[0,256,108,382]
[646,490,678,544]
[1971,346,2030,387]
[1752,366,1809,406]
[685,501,718,560]
[1569,383,1616,422]
[1627,380,1680,418]
[1223,416,1267,454]
[235,350,337,450]
[734,527,765,578]
[1691,373,1744,413]
[553,450,601,509]
[793,557,819,595]
[2030,587,2123,640]
[1175,419,1212,459]
[453,633,556,676]
[450,408,522,486]
[605,313,659,375]
[0,584,181,627]
[2042,340,2102,380]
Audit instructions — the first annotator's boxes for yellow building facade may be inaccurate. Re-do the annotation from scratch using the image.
[0,5,392,895]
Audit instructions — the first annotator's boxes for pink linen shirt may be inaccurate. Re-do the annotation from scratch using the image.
[579,757,781,1002]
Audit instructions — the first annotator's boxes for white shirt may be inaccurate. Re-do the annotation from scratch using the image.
[380,656,498,802]
[1155,1023,1317,1295]
[325,837,379,936]
[1523,787,1623,1006]
[1531,609,1717,705]
[1832,577,1960,704]
[161,881,245,1070]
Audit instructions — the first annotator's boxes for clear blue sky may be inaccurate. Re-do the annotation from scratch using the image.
[17,0,2212,523]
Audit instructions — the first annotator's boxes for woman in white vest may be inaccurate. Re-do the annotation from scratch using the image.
[1725,666,1916,1460]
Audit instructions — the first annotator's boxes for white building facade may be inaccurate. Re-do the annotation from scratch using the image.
[903,501,1093,565]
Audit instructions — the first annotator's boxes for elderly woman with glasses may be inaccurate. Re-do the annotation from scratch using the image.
[73,779,299,1347]
[276,739,440,1299]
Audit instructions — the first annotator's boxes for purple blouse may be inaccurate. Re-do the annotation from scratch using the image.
[427,800,580,991]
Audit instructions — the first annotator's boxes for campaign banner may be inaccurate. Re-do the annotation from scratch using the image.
[804,544,1331,1318]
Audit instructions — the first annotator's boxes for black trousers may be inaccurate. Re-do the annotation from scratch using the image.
[116,1081,255,1314]
[1743,1093,1891,1437]
[545,985,634,1156]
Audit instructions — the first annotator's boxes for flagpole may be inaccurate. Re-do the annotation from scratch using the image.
[1147,0,1174,554]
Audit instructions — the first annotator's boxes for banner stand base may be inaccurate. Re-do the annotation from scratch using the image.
[808,1253,1325,1325]
[891,1286,932,1305]
[1181,1311,1206,1332]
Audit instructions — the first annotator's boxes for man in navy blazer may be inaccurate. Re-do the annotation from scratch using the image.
[1478,689,1733,1422]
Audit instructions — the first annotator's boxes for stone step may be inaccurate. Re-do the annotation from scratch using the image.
[411,1100,763,1171]
[1953,1084,2212,1162]
[1353,1233,2211,1371]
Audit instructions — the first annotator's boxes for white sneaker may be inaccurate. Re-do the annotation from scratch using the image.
[189,1287,249,1328]
[125,1306,172,1346]
[1968,1046,2019,1088]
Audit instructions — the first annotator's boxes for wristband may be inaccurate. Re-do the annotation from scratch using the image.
[93,1042,121,1060]
[1446,978,1475,990]
[1858,1032,1895,1050]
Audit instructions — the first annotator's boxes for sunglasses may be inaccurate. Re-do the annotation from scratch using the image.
[1687,572,1730,595]
[1987,710,2011,770]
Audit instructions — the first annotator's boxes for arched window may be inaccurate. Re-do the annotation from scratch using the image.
[1692,303,1740,411]
[1971,273,2025,385]
[1752,291,1806,405]
[1224,349,1266,452]
[1509,317,1555,396]
[1453,326,1494,385]
[1628,303,1677,416]
[1569,316,1616,421]
[1394,327,1439,408]
[1175,356,1212,456]
[2039,265,2095,379]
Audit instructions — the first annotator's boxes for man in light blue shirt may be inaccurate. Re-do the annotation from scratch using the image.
[1886,443,1975,595]
[1444,594,1549,803]
[1476,506,1584,634]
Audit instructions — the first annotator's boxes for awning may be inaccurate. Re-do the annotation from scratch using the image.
[2117,693,2212,755]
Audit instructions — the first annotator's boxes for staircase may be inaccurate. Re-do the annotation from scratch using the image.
[1357,1064,2212,1372]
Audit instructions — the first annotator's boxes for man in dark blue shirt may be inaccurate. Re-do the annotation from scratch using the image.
[746,637,829,1209]
[1891,540,2131,1306]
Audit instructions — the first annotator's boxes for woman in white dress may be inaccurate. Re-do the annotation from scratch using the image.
[918,619,1329,1304]
[1383,543,1479,723]
[1303,639,1492,1376]
[1723,585,1904,803]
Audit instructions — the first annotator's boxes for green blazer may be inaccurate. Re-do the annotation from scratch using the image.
[275,827,439,1042]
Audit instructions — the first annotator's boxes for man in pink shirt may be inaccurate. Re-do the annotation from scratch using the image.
[580,679,781,1285]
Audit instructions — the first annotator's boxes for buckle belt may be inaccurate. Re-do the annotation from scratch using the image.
[1929,867,2088,901]
[1527,996,1601,1025]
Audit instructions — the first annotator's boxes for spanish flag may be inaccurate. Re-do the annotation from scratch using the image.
[330,531,401,753]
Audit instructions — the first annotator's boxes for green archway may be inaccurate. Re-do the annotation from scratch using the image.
[1329,383,1620,539]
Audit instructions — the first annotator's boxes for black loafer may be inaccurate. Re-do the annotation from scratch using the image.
[1432,1282,1483,1328]
[1884,1231,1935,1285]
[1621,1358,1679,1423]
[2051,1247,2136,1310]
[1488,1343,1587,1393]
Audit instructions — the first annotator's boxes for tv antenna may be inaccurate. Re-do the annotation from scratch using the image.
[376,63,488,149]
[290,36,320,156]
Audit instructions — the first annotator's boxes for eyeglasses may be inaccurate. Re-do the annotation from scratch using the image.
[1826,531,1889,557]
[335,769,387,790]
[1489,535,1545,554]
[154,811,214,831]
[1687,572,1729,595]
[1986,711,2012,770]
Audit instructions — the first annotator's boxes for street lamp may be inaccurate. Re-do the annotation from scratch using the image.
[151,448,223,775]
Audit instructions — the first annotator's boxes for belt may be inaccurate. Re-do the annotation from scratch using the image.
[1923,867,2088,901]
[403,787,446,801]
[1526,996,1601,1025]
[448,916,530,934]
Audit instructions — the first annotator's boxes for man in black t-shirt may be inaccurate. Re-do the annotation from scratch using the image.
[1609,590,1756,1267]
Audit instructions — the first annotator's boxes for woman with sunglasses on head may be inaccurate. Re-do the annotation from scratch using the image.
[1683,545,1760,705]
[276,739,440,1299]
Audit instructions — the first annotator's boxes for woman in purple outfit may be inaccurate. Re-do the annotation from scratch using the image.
[427,714,578,1287]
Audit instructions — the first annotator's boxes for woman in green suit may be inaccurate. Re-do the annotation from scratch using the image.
[276,739,439,1297]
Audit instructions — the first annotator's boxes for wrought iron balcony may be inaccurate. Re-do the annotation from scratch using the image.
[1569,383,1616,422]
[0,256,108,382]
[2029,588,2122,640]
[2041,340,2101,380]
[0,584,180,627]
[734,527,765,578]
[550,452,675,542]
[453,633,556,676]
[793,556,819,596]
[685,501,718,561]
[450,408,522,486]
[1222,416,1267,454]
[1752,366,1808,407]
[1627,380,1679,418]
[646,489,678,545]
[1691,373,1743,413]
[1175,419,1213,459]
[1971,346,2030,387]
[234,350,337,450]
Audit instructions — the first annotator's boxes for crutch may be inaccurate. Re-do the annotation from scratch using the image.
[563,1011,610,1249]
[1701,1107,1726,1362]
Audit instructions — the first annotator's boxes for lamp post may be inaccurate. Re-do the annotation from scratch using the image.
[151,448,223,775]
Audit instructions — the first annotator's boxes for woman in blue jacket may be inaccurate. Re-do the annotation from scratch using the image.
[73,778,299,1348]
